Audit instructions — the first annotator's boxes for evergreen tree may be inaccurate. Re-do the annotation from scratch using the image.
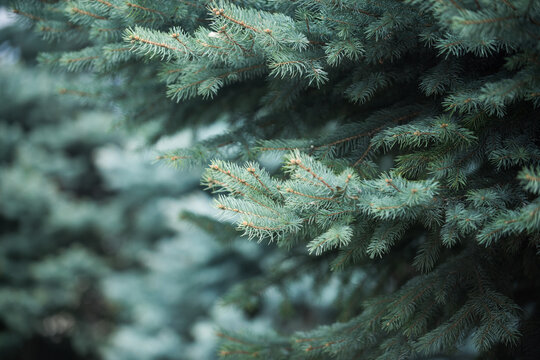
[0,17,269,360]
[9,0,540,359]
[0,29,117,358]
[0,18,219,359]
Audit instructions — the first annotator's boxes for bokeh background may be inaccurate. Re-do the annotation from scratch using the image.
[0,8,252,360]
[0,7,340,360]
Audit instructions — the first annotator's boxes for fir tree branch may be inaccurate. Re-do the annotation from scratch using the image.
[126,2,166,16]
[71,7,107,20]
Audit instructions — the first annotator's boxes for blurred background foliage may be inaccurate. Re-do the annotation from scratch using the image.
[0,11,266,360]
[0,7,338,360]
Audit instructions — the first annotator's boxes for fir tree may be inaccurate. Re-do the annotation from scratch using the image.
[1,16,270,360]
[9,0,540,359]
[0,18,225,359]
[0,27,117,357]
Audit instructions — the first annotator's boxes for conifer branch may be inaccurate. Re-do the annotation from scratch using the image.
[65,56,100,63]
[424,306,473,346]
[216,203,282,222]
[212,7,261,33]
[20,0,540,357]
[285,188,338,202]
[126,2,166,16]
[12,9,42,21]
[93,0,120,9]
[129,35,184,53]
[385,178,401,192]
[353,143,373,167]
[501,0,517,10]
[289,157,334,191]
[71,7,107,20]
[240,221,288,232]
[448,0,464,11]
[246,167,272,195]
[171,33,194,52]
[171,64,265,95]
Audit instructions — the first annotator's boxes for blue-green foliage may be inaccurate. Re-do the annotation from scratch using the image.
[0,59,117,357]
[10,0,540,359]
[0,27,246,359]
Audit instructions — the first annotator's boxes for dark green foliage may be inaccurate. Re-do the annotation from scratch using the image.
[9,0,540,359]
